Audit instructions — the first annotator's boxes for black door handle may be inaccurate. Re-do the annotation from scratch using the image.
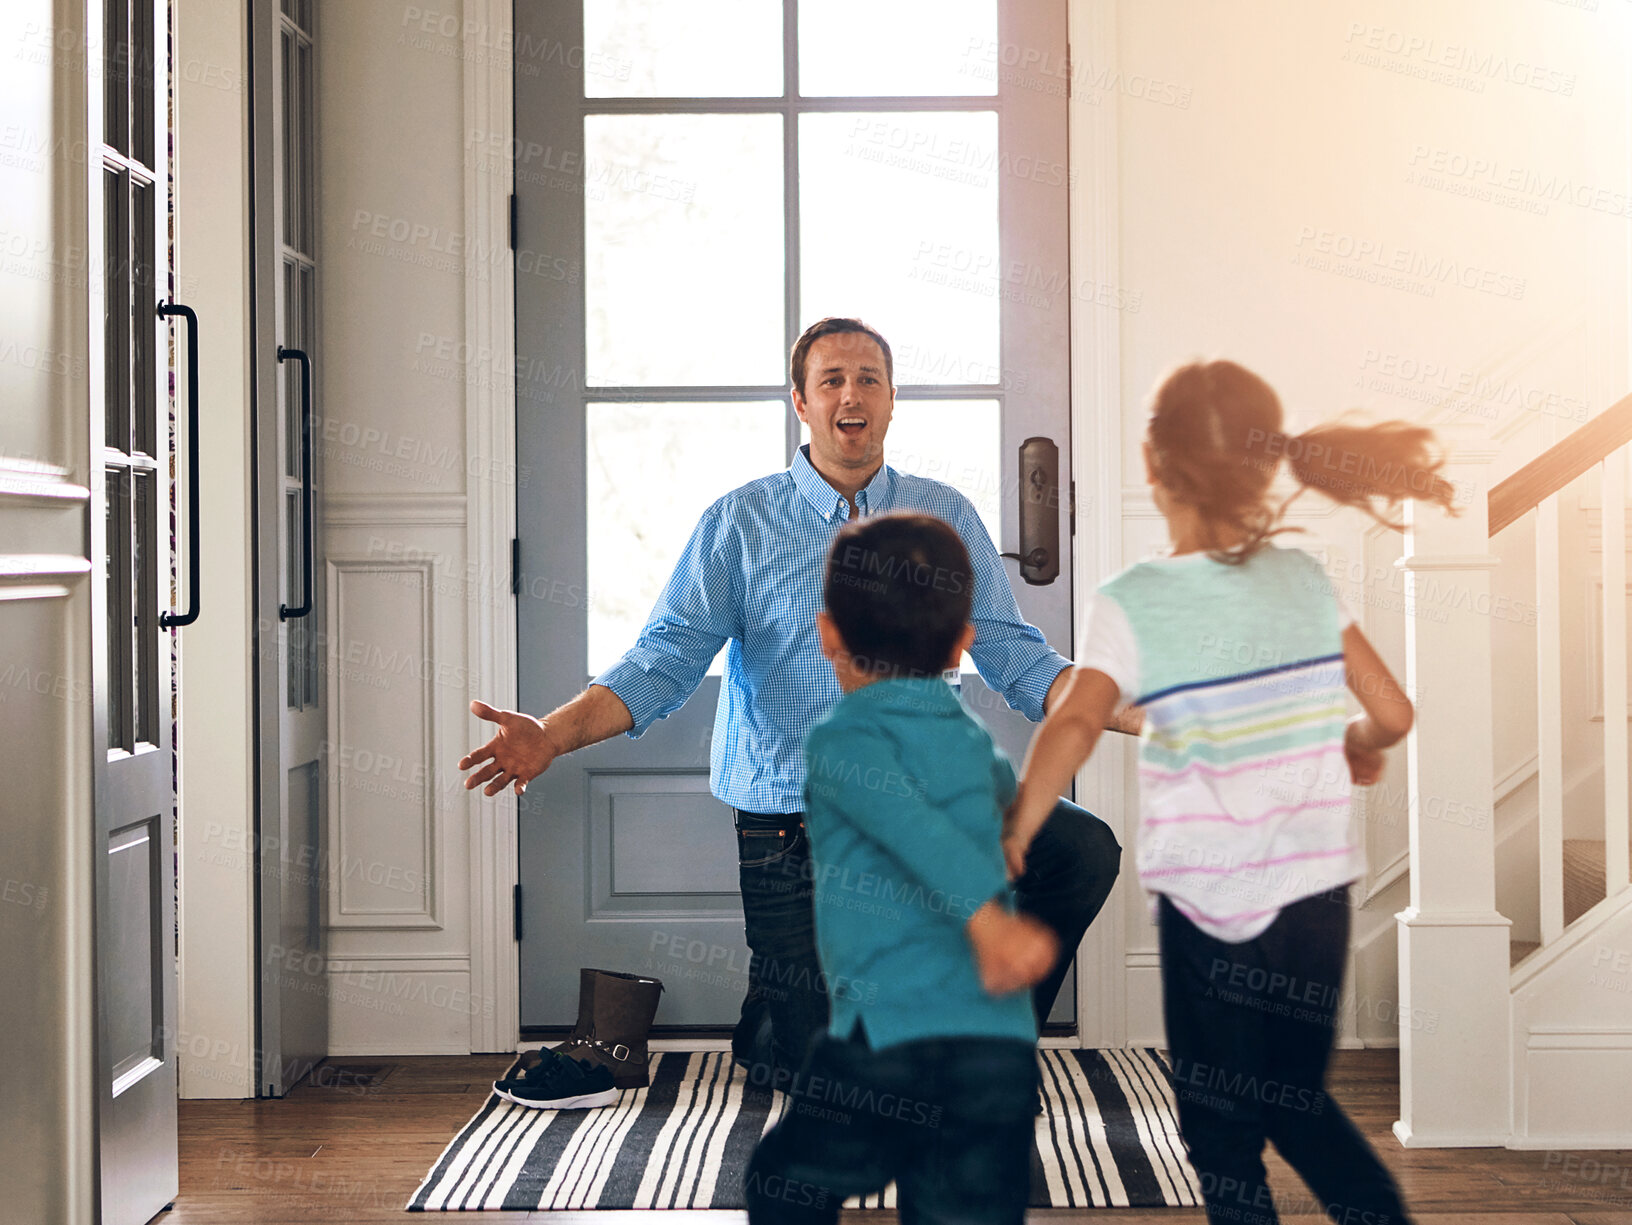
[999,437,1060,586]
[158,301,201,628]
[277,345,314,621]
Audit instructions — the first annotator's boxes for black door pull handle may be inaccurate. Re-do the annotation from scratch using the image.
[158,301,201,628]
[277,346,314,621]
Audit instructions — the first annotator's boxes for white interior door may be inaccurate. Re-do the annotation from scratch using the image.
[91,0,180,1216]
[251,0,328,1097]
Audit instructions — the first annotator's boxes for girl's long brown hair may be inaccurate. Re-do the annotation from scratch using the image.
[1146,360,1459,563]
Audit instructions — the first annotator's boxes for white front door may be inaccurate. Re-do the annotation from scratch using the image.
[513,0,1075,1031]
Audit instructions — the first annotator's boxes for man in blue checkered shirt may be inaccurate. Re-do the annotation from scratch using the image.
[461,317,1125,1085]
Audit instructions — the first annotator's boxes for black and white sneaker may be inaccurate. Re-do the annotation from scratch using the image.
[493,1051,618,1110]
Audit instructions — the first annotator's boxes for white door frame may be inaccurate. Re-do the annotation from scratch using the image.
[462,0,520,1055]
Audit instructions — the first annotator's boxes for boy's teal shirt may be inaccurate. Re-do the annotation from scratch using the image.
[801,676,1037,1052]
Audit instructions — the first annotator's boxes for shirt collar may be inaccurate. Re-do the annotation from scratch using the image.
[837,675,963,718]
[790,445,896,522]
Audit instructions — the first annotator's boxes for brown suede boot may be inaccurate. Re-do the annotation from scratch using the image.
[552,969,664,1089]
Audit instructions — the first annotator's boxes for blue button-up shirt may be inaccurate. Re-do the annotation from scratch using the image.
[591,445,1070,812]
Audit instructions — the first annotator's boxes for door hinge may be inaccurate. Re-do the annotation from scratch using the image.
[1069,480,1077,537]
[511,537,520,596]
[508,192,517,250]
[513,883,523,942]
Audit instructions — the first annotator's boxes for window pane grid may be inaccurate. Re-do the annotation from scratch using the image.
[134,469,159,744]
[131,0,154,165]
[105,465,133,753]
[103,167,131,452]
[103,0,130,156]
[133,179,157,458]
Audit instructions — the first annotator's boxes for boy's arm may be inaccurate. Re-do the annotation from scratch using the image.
[807,725,1009,921]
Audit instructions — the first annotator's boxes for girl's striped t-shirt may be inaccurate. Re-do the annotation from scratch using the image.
[1079,544,1362,943]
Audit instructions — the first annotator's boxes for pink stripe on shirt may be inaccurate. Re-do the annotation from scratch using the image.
[1141,846,1352,879]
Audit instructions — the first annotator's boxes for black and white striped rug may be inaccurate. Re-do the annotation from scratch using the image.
[408,1048,1202,1211]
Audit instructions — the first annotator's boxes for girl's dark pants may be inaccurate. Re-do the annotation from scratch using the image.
[1158,886,1413,1225]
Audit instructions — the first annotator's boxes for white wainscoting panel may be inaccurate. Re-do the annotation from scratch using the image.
[327,559,439,928]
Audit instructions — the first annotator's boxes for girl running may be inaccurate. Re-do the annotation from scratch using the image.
[1007,359,1450,1225]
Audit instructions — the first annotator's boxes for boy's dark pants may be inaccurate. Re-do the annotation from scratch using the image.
[730,798,1121,1085]
[1158,888,1413,1225]
[745,1026,1038,1225]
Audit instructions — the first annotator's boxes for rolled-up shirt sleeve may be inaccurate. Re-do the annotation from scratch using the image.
[957,499,1070,722]
[591,502,744,738]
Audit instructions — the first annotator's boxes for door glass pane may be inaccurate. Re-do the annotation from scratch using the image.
[883,400,1002,543]
[131,0,154,166]
[104,168,130,451]
[286,489,303,708]
[585,401,785,674]
[133,179,156,457]
[281,27,298,251]
[283,259,301,477]
[103,0,129,155]
[134,469,159,744]
[798,0,997,97]
[583,0,782,98]
[106,466,132,753]
[799,112,1000,384]
[297,37,315,253]
[585,115,783,387]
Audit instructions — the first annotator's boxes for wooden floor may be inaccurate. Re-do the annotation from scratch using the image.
[170,1050,1632,1224]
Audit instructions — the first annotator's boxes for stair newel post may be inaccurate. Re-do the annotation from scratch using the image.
[1393,425,1513,1148]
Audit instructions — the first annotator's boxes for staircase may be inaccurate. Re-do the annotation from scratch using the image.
[1392,398,1632,1151]
[1509,838,1632,964]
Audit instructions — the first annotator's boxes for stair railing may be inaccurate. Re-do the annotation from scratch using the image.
[1488,392,1632,947]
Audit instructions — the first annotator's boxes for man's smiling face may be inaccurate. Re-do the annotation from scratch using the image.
[792,332,896,482]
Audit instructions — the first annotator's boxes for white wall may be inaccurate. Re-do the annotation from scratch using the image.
[0,1,98,1216]
[1076,0,1632,1045]
[315,0,516,1054]
[174,0,259,1100]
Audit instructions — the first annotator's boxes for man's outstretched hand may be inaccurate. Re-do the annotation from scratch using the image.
[459,699,559,797]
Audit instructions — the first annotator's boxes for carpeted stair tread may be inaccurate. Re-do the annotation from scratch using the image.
[1562,838,1632,926]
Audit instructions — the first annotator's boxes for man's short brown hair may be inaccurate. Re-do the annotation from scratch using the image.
[789,317,895,396]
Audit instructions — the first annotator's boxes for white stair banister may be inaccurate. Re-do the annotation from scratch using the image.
[1603,448,1630,897]
[1536,493,1564,946]
[1394,424,1512,1148]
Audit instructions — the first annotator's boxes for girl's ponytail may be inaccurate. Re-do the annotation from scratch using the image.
[1281,417,1459,528]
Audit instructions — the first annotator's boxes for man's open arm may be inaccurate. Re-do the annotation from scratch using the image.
[1043,667,1142,735]
[955,498,1140,735]
[459,686,633,797]
[460,502,740,796]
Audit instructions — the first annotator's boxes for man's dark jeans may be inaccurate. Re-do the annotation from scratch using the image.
[730,798,1121,1088]
[1158,887,1413,1225]
[745,1025,1038,1225]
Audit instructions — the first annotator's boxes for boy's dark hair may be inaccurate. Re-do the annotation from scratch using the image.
[823,512,974,679]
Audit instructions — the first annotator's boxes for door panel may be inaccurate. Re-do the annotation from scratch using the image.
[252,0,328,1095]
[91,0,179,1215]
[516,0,1072,1030]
